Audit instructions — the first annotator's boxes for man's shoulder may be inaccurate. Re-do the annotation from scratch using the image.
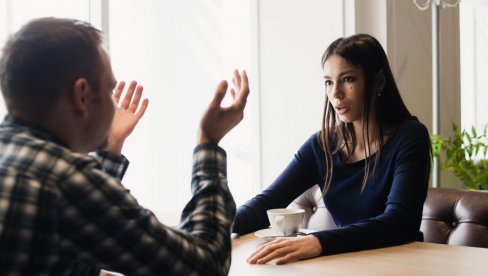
[0,126,98,179]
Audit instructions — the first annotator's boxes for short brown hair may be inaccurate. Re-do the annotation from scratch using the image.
[0,17,103,117]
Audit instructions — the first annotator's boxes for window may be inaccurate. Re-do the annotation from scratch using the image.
[460,0,488,130]
[0,0,260,218]
[0,0,344,220]
[108,0,258,216]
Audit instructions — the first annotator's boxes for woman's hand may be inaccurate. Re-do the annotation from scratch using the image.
[247,235,322,265]
[104,80,149,155]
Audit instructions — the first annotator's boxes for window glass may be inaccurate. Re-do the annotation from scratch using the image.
[0,0,258,217]
[0,0,344,220]
[460,1,488,129]
[108,0,257,216]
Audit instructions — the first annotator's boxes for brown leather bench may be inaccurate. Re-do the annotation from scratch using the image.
[289,185,488,248]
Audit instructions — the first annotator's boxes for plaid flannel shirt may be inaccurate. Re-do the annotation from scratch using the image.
[0,115,235,275]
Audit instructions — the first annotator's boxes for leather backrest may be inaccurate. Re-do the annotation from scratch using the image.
[289,185,488,248]
[288,185,335,230]
[421,187,488,247]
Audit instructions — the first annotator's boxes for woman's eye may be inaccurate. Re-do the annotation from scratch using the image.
[324,80,333,86]
[343,76,355,83]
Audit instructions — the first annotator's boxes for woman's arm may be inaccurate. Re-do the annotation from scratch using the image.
[233,134,323,234]
[246,120,431,263]
[313,122,431,255]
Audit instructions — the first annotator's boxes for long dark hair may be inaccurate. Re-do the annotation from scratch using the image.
[319,34,411,193]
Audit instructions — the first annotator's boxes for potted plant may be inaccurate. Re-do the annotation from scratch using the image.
[431,124,488,190]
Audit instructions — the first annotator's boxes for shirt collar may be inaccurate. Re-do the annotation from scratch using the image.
[1,114,69,148]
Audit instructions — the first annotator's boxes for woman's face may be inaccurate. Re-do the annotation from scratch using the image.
[323,54,366,124]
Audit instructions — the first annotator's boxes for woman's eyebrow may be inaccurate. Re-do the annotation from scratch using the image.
[323,70,357,79]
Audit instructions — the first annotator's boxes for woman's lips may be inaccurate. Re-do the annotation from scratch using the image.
[335,105,349,115]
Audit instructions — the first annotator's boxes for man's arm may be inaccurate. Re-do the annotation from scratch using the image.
[95,80,148,179]
[103,80,148,155]
[63,70,249,275]
[178,69,249,273]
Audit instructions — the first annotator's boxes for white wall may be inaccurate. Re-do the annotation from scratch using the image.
[258,0,343,187]
[354,0,387,46]
[389,1,461,188]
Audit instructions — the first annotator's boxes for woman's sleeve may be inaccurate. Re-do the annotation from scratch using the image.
[233,134,323,234]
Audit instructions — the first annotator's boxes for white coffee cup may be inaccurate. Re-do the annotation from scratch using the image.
[267,208,305,236]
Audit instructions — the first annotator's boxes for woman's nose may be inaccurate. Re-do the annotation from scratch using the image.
[330,83,343,99]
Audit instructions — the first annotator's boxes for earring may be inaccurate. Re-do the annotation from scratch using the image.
[378,90,382,97]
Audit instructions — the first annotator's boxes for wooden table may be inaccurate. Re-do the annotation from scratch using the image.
[230,232,488,276]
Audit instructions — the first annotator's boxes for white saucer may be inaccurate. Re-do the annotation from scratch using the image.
[254,228,315,241]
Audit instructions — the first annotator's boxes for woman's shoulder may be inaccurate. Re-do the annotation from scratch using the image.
[295,132,327,159]
[395,116,429,136]
[295,132,321,156]
[387,116,430,146]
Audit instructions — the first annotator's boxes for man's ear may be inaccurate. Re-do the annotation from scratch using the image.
[374,69,386,94]
[72,78,90,116]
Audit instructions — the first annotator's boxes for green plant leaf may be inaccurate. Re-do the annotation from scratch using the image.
[431,123,488,190]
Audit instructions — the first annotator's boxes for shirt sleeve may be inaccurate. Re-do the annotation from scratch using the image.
[92,150,129,180]
[312,123,431,255]
[59,144,236,276]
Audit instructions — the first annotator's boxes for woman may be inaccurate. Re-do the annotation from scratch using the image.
[233,34,431,264]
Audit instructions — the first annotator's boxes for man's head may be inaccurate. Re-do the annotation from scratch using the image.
[0,17,104,116]
[0,17,117,152]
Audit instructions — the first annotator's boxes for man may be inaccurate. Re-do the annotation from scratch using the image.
[0,17,249,275]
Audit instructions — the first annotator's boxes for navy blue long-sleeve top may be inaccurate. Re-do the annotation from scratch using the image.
[233,117,431,255]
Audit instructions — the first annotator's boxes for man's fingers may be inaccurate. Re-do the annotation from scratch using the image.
[235,70,249,106]
[120,80,137,109]
[113,81,125,104]
[233,69,241,89]
[113,80,148,118]
[128,86,143,112]
[136,98,149,118]
[210,80,228,108]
